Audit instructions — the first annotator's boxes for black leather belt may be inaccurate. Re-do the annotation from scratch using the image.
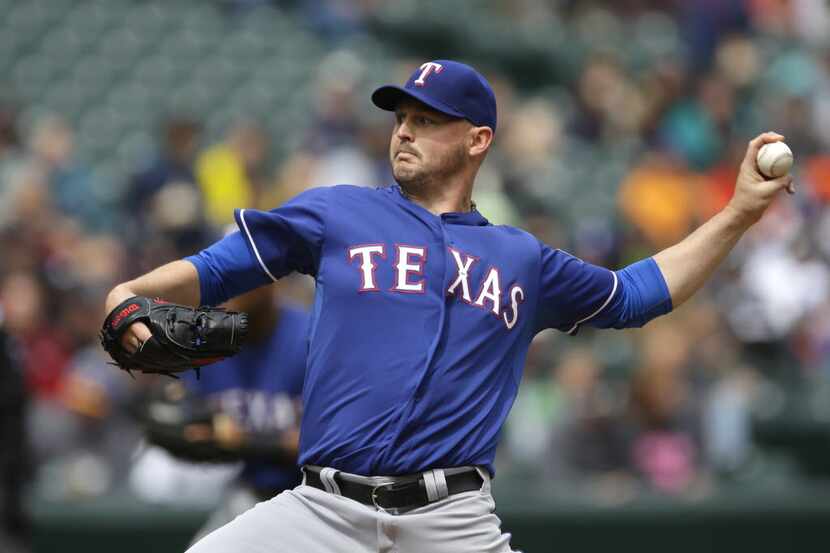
[304,467,483,512]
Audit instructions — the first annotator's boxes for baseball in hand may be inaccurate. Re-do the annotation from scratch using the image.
[756,141,793,178]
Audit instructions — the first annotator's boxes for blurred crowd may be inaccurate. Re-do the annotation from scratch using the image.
[3,2,830,545]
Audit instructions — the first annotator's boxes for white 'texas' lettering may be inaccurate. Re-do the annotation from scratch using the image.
[349,245,385,291]
[446,248,477,302]
[502,285,525,330]
[393,245,426,293]
[348,243,525,330]
[474,267,502,316]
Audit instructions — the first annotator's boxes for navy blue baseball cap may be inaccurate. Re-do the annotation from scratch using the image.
[372,60,497,131]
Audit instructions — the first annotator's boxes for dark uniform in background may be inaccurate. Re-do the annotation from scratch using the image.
[139,290,309,544]
[0,317,29,553]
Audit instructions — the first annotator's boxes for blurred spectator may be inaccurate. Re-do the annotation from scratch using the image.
[0,265,141,500]
[791,0,830,47]
[719,215,830,354]
[618,153,697,250]
[0,272,73,401]
[703,366,757,474]
[658,72,734,170]
[624,322,703,494]
[679,0,750,70]
[303,50,387,188]
[0,104,25,229]
[543,345,626,485]
[299,0,377,41]
[499,96,566,218]
[503,333,562,471]
[696,138,744,221]
[809,49,830,150]
[524,320,709,498]
[306,50,366,152]
[570,55,632,144]
[0,104,20,166]
[27,115,113,232]
[126,117,211,263]
[196,121,270,228]
[45,313,142,499]
[803,153,830,204]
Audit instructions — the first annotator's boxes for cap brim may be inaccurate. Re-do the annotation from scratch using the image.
[371,85,467,120]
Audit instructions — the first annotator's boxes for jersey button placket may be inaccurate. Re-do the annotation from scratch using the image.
[410,220,449,408]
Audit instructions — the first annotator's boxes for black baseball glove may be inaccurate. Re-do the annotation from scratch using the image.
[100,296,247,377]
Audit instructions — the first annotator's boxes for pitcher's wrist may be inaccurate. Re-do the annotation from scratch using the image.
[722,202,759,231]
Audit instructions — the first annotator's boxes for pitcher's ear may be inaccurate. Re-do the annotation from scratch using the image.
[469,126,493,157]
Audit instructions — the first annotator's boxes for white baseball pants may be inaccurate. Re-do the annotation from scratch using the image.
[186,468,517,553]
[189,484,263,546]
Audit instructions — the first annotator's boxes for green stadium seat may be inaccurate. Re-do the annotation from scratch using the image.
[130,57,181,89]
[124,2,171,35]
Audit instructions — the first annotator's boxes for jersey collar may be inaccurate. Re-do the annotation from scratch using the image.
[388,185,490,227]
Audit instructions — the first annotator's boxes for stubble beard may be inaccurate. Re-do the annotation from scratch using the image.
[393,143,467,199]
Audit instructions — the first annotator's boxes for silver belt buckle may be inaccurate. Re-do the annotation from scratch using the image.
[370,479,420,512]
[370,483,387,509]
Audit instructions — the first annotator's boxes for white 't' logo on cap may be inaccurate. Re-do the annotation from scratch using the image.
[414,62,444,87]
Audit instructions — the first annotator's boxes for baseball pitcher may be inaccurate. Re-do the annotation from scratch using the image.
[103,60,794,552]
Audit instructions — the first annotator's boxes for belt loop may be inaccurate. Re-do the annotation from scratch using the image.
[300,466,307,486]
[474,466,490,494]
[423,469,449,502]
[320,467,342,496]
[432,469,449,499]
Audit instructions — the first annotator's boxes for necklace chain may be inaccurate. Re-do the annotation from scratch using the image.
[399,187,476,212]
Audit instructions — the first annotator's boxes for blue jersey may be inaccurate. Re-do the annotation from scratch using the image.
[187,185,671,476]
[182,304,309,491]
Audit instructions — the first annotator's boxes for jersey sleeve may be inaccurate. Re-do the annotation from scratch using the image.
[535,242,674,334]
[186,230,271,306]
[592,257,673,329]
[185,187,329,306]
[234,186,329,281]
[535,243,619,334]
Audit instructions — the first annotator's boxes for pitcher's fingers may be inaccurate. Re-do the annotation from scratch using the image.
[763,175,794,196]
[132,322,153,341]
[744,132,785,166]
[121,335,140,353]
[121,335,137,353]
[119,322,152,353]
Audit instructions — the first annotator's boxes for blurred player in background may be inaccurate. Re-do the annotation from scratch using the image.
[139,283,308,543]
